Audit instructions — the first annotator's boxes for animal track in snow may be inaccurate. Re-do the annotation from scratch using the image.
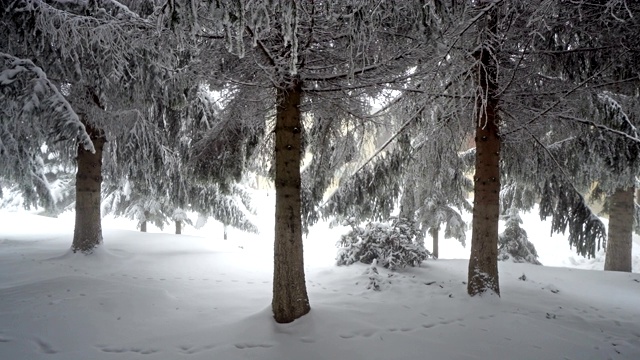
[177,344,216,354]
[420,317,464,329]
[234,342,274,349]
[34,338,56,354]
[338,329,377,339]
[98,345,159,355]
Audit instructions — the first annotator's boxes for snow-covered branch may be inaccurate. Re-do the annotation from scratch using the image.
[558,115,640,144]
[0,52,95,153]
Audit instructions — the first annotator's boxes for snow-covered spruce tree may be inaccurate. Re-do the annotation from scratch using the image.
[162,1,427,323]
[427,1,640,295]
[324,105,472,261]
[406,111,473,259]
[498,207,541,265]
[498,1,640,269]
[168,84,260,237]
[566,94,640,272]
[0,52,94,212]
[326,0,638,296]
[548,2,640,272]
[189,182,259,237]
[2,0,178,253]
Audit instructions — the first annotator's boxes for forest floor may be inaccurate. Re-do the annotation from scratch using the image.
[1,191,639,360]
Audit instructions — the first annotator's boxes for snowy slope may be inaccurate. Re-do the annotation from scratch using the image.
[1,198,639,360]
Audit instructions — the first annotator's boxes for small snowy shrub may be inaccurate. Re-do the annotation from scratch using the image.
[498,209,541,265]
[336,217,430,270]
[364,259,384,291]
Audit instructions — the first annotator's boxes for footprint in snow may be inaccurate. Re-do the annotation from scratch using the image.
[178,344,216,354]
[235,343,274,349]
[339,329,377,339]
[34,338,56,354]
[98,345,159,355]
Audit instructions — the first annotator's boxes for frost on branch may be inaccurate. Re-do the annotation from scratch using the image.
[336,217,430,270]
[0,53,94,153]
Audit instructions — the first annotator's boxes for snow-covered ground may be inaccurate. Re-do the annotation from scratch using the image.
[1,191,639,360]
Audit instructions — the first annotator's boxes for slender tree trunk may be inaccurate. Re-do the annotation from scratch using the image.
[223,224,228,240]
[72,121,105,253]
[176,220,182,235]
[140,210,149,232]
[272,79,311,323]
[430,226,440,259]
[604,187,634,272]
[467,7,501,296]
[399,185,416,221]
[399,136,416,221]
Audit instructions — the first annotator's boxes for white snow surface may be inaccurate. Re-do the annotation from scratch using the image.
[1,191,640,360]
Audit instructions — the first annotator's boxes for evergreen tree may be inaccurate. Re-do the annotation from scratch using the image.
[162,0,426,323]
[2,0,188,253]
[498,208,541,265]
[0,52,94,212]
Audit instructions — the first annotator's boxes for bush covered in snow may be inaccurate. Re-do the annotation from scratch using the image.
[498,209,541,265]
[336,217,430,270]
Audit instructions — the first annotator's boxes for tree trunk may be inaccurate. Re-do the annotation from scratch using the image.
[176,220,182,235]
[140,210,149,232]
[604,187,634,272]
[467,8,501,296]
[72,121,105,254]
[430,226,440,259]
[223,224,228,240]
[272,79,311,323]
[399,185,416,221]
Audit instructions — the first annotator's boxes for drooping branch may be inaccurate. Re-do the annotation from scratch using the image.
[0,52,95,153]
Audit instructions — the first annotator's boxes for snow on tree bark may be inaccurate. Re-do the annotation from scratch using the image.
[72,121,105,254]
[272,78,310,323]
[467,8,500,296]
[604,187,634,272]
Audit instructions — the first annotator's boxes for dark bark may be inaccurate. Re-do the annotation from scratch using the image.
[176,220,182,235]
[272,79,311,323]
[467,8,501,296]
[604,187,634,272]
[430,226,440,259]
[71,121,105,254]
[140,210,149,232]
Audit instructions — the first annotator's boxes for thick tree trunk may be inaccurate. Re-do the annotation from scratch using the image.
[467,12,501,296]
[604,187,634,272]
[430,226,440,259]
[72,122,105,254]
[272,79,311,323]
[176,220,182,235]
